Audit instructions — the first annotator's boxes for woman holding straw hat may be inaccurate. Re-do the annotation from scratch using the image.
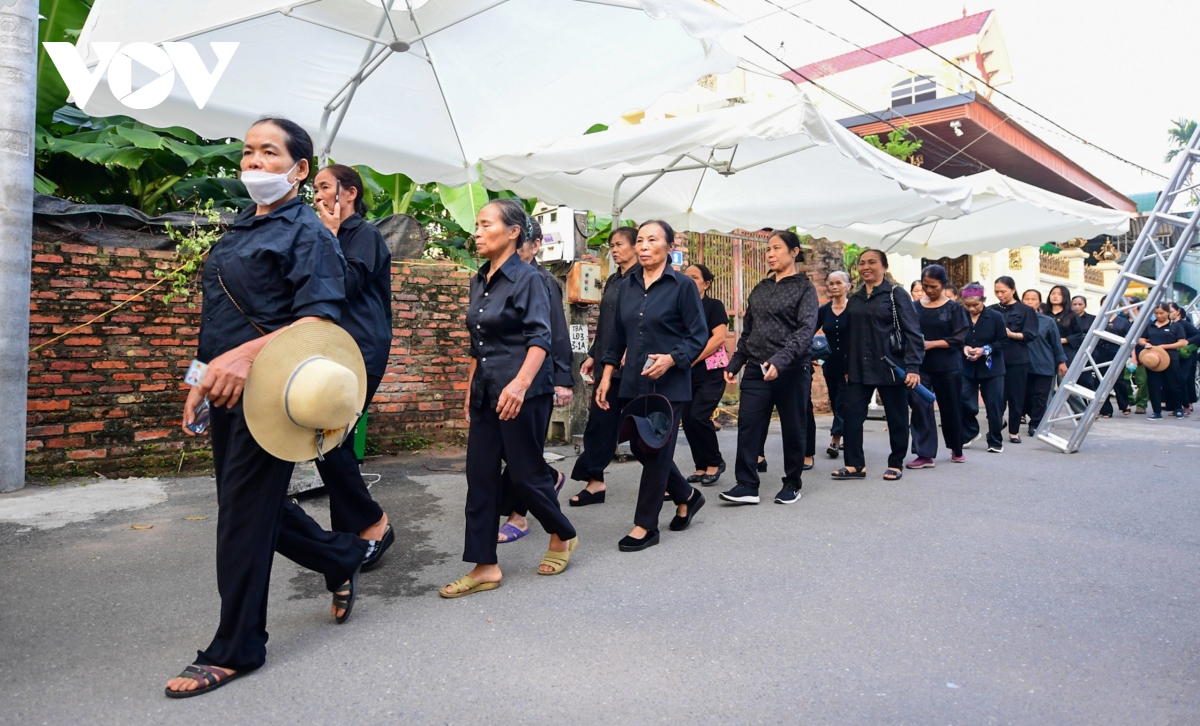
[1138,302,1188,419]
[168,118,369,698]
[442,198,579,598]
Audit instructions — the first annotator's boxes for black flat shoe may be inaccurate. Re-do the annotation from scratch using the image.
[757,459,768,473]
[825,445,839,459]
[686,473,705,484]
[802,462,814,471]
[618,530,660,552]
[569,488,605,507]
[699,461,726,487]
[333,566,360,625]
[669,489,706,531]
[361,524,394,571]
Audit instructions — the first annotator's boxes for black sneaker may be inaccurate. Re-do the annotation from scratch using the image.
[774,484,801,505]
[987,444,1004,453]
[719,484,760,505]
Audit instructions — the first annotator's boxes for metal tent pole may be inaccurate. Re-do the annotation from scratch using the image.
[1036,125,1200,453]
[0,0,37,491]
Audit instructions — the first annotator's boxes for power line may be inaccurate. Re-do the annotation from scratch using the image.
[841,0,1169,180]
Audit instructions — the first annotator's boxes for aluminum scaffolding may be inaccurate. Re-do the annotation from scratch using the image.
[1036,125,1200,452]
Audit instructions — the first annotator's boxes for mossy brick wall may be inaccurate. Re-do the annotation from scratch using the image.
[25,242,474,479]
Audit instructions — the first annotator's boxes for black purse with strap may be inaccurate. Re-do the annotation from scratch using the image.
[887,286,905,359]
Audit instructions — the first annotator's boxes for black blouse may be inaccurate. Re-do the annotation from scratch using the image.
[534,264,575,388]
[727,272,819,376]
[602,265,707,402]
[467,254,554,408]
[198,198,346,363]
[334,215,393,378]
[1093,314,1131,363]
[963,307,1007,379]
[816,301,848,371]
[693,295,729,381]
[989,300,1039,366]
[845,279,924,386]
[1143,321,1187,364]
[1049,308,1083,361]
[917,300,969,373]
[588,264,639,378]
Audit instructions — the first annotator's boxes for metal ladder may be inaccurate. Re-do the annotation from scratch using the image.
[1036,126,1200,452]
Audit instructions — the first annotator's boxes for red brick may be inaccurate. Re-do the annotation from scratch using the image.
[91,361,128,370]
[67,449,107,460]
[33,254,64,264]
[28,424,64,437]
[28,400,69,411]
[46,437,86,449]
[68,421,105,433]
[134,429,171,441]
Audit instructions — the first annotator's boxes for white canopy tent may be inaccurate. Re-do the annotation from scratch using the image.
[480,95,975,231]
[74,0,742,184]
[805,170,1132,257]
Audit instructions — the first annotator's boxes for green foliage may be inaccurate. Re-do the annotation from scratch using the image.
[843,243,864,284]
[154,202,224,306]
[585,123,609,134]
[1165,118,1197,163]
[863,125,923,162]
[35,106,249,213]
[1040,243,1061,254]
[585,213,636,248]
[436,179,489,234]
[37,0,93,126]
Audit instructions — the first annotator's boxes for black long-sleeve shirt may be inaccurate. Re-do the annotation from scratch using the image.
[845,279,924,386]
[602,265,707,402]
[199,198,346,363]
[1049,308,1083,361]
[467,254,554,408]
[816,301,848,373]
[989,299,1039,366]
[917,300,968,373]
[588,264,639,378]
[1093,314,1131,364]
[1028,313,1068,377]
[963,307,1007,379]
[727,272,819,376]
[534,263,575,387]
[334,214,393,378]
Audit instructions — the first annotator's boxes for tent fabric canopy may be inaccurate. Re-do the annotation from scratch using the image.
[75,0,743,184]
[806,170,1132,257]
[480,94,975,232]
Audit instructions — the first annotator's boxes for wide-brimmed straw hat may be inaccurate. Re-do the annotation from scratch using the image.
[244,321,367,462]
[617,394,674,451]
[1139,346,1170,373]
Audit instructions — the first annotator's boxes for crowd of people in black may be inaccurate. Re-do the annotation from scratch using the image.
[167,115,1199,699]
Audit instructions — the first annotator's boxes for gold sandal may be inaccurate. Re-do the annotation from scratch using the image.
[537,536,579,576]
[439,575,500,599]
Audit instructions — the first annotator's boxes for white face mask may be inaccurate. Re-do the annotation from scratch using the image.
[241,162,300,206]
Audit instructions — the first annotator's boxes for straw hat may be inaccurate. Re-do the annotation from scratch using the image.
[1139,346,1170,373]
[244,321,367,462]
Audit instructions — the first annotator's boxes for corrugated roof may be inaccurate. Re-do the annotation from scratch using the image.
[783,10,992,84]
[1128,192,1160,213]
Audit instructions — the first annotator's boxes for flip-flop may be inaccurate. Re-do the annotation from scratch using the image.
[164,664,246,699]
[439,575,500,598]
[554,471,566,495]
[537,536,580,576]
[831,467,865,480]
[497,522,529,544]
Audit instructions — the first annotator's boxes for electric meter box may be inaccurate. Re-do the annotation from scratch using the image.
[566,261,603,304]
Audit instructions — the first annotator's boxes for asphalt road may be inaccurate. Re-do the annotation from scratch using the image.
[2,414,1198,724]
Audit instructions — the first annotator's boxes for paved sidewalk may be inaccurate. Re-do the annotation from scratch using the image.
[2,415,1198,724]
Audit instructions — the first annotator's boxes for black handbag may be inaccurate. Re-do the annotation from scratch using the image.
[810,334,831,362]
[887,286,905,358]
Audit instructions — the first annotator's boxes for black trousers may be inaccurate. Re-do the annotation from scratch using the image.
[1025,373,1054,431]
[805,392,817,458]
[962,375,1005,449]
[198,402,367,672]
[1146,367,1180,414]
[315,374,384,534]
[1001,364,1029,435]
[1098,370,1131,416]
[570,378,622,483]
[681,373,726,470]
[821,363,847,438]
[621,398,692,531]
[1182,356,1198,406]
[464,393,575,564]
[842,382,909,471]
[910,370,963,458]
[735,365,810,490]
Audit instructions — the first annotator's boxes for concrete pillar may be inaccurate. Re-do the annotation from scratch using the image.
[567,212,591,440]
[0,0,37,491]
[1060,247,1087,293]
[1096,261,1122,293]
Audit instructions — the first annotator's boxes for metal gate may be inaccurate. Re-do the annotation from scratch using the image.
[686,231,772,334]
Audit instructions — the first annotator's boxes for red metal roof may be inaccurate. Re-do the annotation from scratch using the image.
[783,10,993,84]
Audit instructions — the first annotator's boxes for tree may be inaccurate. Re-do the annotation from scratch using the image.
[1165,118,1197,163]
[863,125,923,163]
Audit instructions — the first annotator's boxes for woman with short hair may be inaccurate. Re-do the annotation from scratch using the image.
[719,231,820,505]
[960,283,1008,452]
[681,263,730,487]
[906,264,968,468]
[816,270,851,457]
[834,249,923,482]
[596,220,709,551]
[1138,303,1189,419]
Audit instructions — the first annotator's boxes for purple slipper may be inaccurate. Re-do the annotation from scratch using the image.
[498,522,529,544]
[554,471,565,495]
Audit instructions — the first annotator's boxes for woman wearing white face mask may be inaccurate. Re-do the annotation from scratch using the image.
[167,118,368,698]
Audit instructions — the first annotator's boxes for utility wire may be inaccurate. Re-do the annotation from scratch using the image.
[841,0,1168,180]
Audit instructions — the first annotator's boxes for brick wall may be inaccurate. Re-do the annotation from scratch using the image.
[25,241,475,479]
